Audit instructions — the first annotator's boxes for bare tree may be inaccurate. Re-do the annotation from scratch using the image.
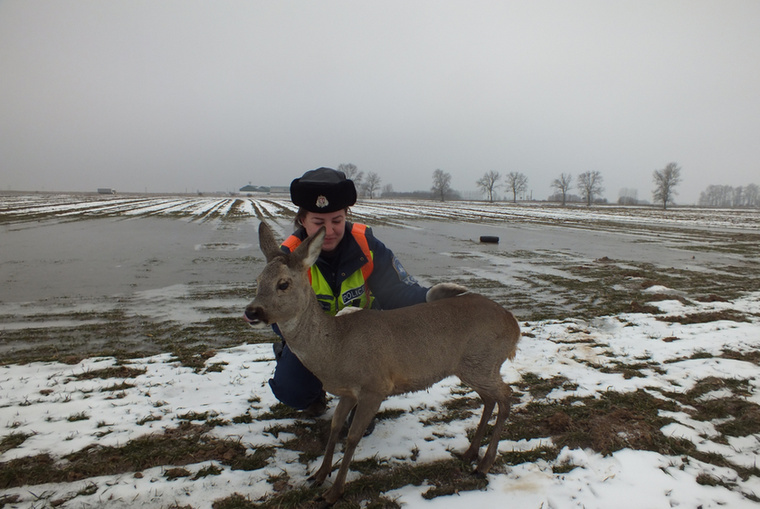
[699,182,760,208]
[505,172,528,203]
[578,171,604,206]
[652,162,682,210]
[744,183,760,208]
[476,171,502,202]
[699,185,733,207]
[732,186,744,208]
[361,171,382,199]
[551,173,573,206]
[337,163,364,188]
[381,183,394,198]
[618,188,639,206]
[431,169,452,202]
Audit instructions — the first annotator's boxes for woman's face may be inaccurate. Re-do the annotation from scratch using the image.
[302,209,347,252]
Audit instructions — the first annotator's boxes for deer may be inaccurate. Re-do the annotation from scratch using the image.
[244,221,521,505]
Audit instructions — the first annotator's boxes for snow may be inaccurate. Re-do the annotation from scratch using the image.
[1,289,759,508]
[2,194,759,232]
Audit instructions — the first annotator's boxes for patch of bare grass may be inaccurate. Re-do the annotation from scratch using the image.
[0,423,272,489]
[0,432,32,454]
[71,365,146,381]
[229,456,488,508]
[271,420,332,465]
[656,309,750,325]
[515,373,576,399]
[503,390,686,457]
[664,377,760,439]
[420,396,481,425]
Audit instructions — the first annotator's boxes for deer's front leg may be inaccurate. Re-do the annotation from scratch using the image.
[319,392,384,505]
[310,396,356,485]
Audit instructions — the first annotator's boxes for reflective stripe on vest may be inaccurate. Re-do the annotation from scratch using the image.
[281,225,375,315]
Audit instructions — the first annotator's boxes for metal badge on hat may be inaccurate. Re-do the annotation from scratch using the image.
[315,195,329,208]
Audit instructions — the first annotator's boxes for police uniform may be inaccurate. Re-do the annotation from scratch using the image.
[268,168,429,410]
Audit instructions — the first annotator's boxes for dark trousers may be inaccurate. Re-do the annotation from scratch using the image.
[268,343,324,410]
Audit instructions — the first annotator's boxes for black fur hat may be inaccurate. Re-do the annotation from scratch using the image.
[290,168,357,212]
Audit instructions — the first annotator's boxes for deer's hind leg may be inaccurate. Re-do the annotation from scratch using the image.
[462,393,495,463]
[475,383,512,475]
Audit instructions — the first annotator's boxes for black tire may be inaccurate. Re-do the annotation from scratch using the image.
[479,235,499,244]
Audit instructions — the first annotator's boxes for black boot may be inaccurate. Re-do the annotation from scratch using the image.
[302,391,328,417]
[272,341,284,361]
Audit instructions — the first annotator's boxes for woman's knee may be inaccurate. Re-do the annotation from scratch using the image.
[268,345,323,410]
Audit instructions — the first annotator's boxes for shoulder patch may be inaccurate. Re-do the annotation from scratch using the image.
[393,256,418,285]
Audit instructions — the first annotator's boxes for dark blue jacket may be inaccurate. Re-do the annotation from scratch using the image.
[281,222,429,310]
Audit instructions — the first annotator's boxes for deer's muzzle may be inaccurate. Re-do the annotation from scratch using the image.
[243,305,269,327]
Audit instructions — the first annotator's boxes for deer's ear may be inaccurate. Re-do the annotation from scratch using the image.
[293,226,325,269]
[258,222,282,262]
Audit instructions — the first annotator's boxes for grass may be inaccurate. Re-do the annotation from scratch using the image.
[0,432,32,454]
[71,365,147,380]
[662,377,760,440]
[514,256,760,322]
[212,456,489,508]
[0,423,274,490]
[419,396,480,425]
[656,309,751,324]
[499,389,686,457]
[515,373,576,399]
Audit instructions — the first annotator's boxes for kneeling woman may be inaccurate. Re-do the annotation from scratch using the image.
[268,167,429,416]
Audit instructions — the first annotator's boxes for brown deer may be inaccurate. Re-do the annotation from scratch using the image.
[244,221,520,505]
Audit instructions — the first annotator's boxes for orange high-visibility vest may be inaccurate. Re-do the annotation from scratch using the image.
[281,224,374,314]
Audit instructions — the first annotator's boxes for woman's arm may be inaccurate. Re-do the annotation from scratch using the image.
[365,228,428,309]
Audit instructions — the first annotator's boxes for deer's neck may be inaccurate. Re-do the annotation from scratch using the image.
[278,298,340,363]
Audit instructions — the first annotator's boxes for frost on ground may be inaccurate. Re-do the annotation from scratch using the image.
[1,194,759,508]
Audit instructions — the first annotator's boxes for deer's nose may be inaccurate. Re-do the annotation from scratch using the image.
[244,306,267,325]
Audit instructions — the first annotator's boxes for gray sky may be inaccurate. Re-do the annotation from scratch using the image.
[2,1,759,203]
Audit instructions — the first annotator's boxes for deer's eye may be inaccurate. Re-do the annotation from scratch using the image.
[277,280,290,291]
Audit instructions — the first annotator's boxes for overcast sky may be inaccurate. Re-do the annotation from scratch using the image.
[1,1,758,203]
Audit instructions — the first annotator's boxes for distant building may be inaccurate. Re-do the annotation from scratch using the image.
[97,188,116,195]
[240,184,287,194]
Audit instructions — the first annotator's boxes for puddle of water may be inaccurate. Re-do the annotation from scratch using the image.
[1,217,261,302]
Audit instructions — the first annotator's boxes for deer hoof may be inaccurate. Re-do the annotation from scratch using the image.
[461,449,479,463]
[319,486,343,506]
[312,495,335,509]
[308,474,325,487]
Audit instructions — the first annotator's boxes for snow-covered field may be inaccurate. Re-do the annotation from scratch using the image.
[2,192,759,231]
[1,193,759,508]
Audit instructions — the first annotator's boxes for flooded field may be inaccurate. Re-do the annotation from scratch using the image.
[1,193,760,508]
[1,193,758,365]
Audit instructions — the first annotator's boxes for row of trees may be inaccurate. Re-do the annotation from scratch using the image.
[473,168,608,207]
[340,162,682,209]
[341,162,760,210]
[698,184,760,208]
[472,163,682,210]
[337,163,384,199]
